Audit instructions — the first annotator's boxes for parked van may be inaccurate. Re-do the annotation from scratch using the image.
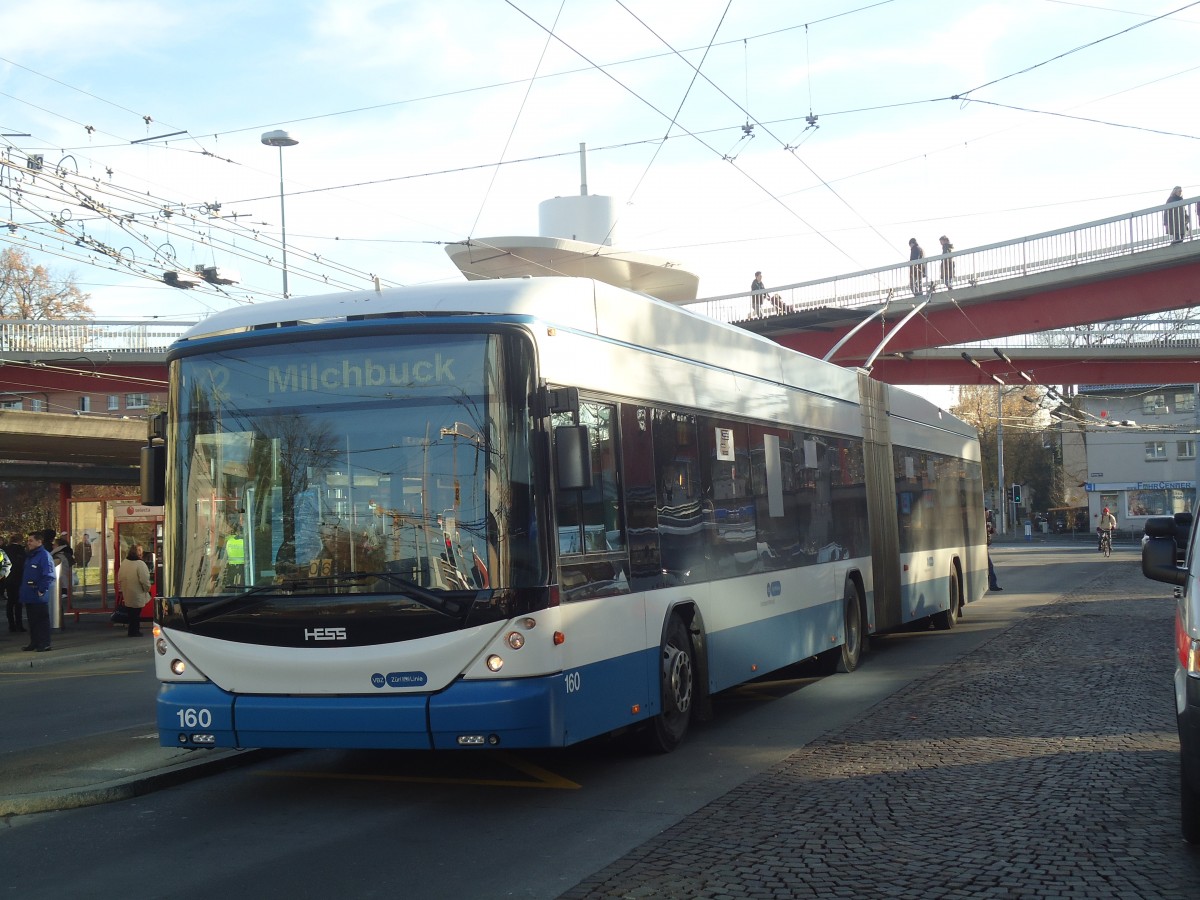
[1141,512,1198,843]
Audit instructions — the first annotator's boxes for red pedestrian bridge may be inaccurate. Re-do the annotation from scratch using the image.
[686,195,1200,387]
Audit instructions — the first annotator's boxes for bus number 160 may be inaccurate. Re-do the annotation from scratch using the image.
[176,707,213,728]
[564,671,581,693]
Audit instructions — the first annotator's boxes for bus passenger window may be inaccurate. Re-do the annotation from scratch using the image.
[654,409,706,584]
[554,402,625,557]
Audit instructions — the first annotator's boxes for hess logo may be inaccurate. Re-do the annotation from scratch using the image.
[304,627,347,641]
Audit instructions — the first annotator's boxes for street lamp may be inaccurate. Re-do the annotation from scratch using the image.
[261,129,299,298]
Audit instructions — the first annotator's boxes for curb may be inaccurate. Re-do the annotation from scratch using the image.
[0,631,153,672]
[0,643,151,672]
[0,749,271,817]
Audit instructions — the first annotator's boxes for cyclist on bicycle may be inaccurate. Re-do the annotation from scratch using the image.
[1097,506,1117,552]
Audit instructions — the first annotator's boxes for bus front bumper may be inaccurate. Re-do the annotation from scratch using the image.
[157,677,566,751]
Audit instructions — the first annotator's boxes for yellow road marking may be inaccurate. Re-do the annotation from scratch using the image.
[257,750,581,789]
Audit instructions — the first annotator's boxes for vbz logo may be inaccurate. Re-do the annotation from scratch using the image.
[766,580,781,597]
[304,627,347,641]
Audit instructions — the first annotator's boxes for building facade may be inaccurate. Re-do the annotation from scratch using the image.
[1075,384,1198,533]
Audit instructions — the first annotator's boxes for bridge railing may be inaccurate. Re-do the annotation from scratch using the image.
[687,195,1199,325]
[0,320,196,354]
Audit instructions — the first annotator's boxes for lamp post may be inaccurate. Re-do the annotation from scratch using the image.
[997,386,1007,534]
[261,129,299,298]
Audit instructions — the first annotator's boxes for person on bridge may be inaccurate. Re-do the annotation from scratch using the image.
[751,271,767,317]
[908,238,926,296]
[1164,186,1190,244]
[1097,506,1117,552]
[938,235,954,287]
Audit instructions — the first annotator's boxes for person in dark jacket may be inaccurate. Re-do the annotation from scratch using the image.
[908,238,926,296]
[4,533,25,633]
[20,531,56,652]
[750,271,767,318]
[1165,186,1190,244]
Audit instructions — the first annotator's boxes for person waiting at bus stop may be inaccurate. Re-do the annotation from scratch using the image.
[1097,506,1117,552]
[985,509,1001,591]
[117,544,152,637]
[20,531,56,652]
[4,532,25,633]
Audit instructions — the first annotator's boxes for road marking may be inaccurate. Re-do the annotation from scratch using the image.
[257,750,581,789]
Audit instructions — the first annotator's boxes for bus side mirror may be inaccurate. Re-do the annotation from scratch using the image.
[555,425,592,491]
[141,443,165,506]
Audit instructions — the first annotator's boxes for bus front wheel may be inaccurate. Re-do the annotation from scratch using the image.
[643,614,695,753]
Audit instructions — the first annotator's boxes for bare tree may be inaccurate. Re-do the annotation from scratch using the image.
[952,385,1061,511]
[0,247,92,319]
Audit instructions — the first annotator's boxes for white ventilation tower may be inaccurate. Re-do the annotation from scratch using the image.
[537,145,618,245]
[445,144,699,303]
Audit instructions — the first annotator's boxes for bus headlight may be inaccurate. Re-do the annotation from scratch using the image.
[156,638,169,655]
[170,659,187,676]
[506,631,525,650]
[486,654,504,672]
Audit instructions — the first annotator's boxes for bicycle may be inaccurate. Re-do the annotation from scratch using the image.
[1099,529,1112,557]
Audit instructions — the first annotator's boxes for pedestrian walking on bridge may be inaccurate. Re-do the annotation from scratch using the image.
[908,238,926,296]
[1164,186,1190,244]
[938,235,954,287]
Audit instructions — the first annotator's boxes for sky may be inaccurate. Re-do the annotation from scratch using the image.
[2,0,1198,407]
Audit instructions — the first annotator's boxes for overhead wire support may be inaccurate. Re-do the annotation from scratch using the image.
[131,131,187,145]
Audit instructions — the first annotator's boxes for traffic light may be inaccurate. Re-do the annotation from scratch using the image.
[1011,483,1022,505]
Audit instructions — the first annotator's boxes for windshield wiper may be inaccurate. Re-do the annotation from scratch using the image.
[183,572,474,626]
[183,582,293,626]
[346,571,473,619]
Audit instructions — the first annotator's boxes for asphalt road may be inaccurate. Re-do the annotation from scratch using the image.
[4,544,1197,899]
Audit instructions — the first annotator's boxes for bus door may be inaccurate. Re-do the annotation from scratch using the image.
[113,505,164,621]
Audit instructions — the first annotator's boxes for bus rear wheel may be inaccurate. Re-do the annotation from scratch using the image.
[836,581,864,673]
[643,614,694,753]
[819,581,863,674]
[933,565,960,631]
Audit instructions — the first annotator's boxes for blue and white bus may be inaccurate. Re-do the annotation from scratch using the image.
[146,277,987,752]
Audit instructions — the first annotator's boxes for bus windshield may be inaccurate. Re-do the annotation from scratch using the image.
[168,330,541,599]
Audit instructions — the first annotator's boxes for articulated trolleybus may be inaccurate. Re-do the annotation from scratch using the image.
[145,277,986,753]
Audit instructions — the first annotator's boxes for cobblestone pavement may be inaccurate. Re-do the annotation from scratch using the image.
[561,562,1200,899]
